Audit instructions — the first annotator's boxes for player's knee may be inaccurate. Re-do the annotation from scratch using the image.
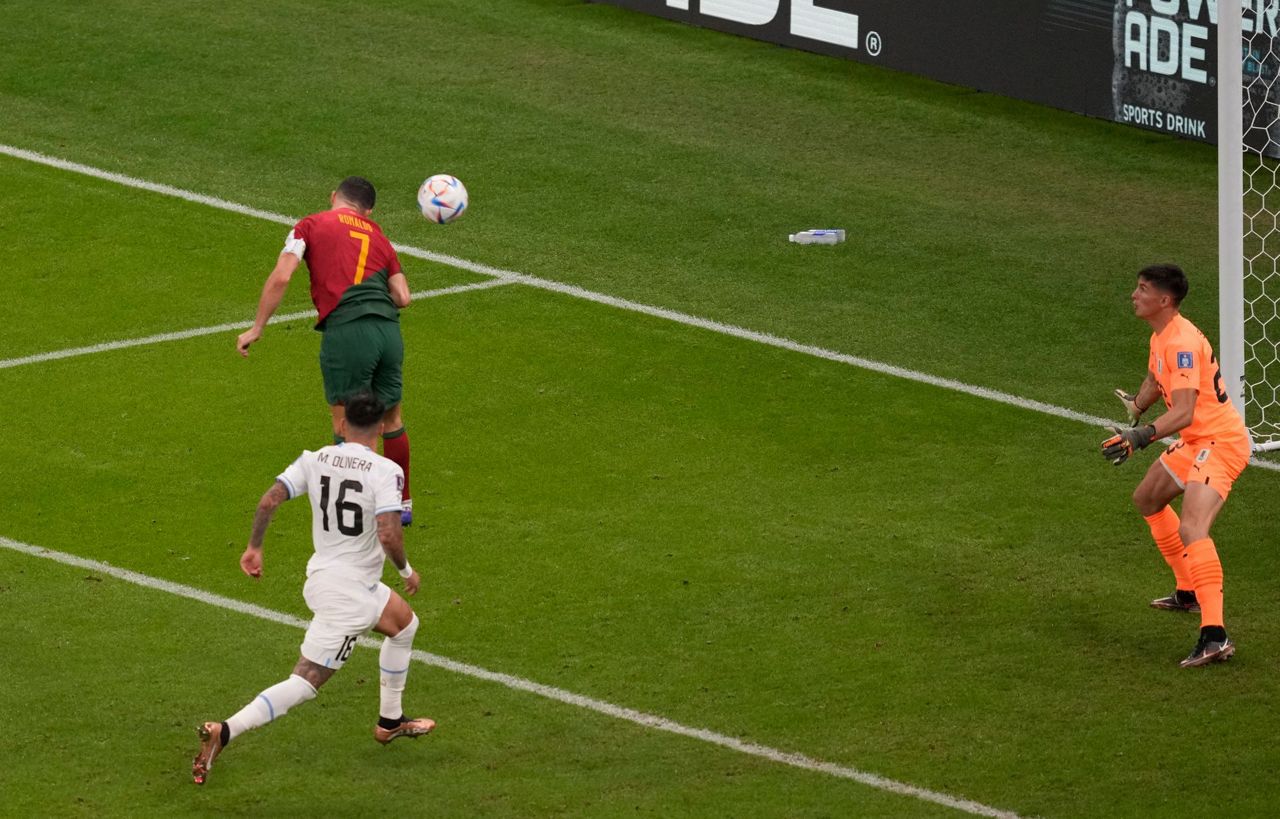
[1178,522,1210,545]
[392,613,419,643]
[1131,487,1160,515]
[292,658,335,690]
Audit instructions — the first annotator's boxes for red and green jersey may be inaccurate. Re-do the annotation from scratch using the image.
[285,208,403,329]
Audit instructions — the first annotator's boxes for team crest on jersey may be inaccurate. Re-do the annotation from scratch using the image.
[1177,352,1194,369]
[1156,359,1163,374]
[1196,448,1211,464]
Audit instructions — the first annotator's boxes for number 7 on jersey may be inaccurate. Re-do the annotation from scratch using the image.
[349,230,370,284]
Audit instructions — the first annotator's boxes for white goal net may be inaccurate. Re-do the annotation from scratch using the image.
[1233,3,1280,452]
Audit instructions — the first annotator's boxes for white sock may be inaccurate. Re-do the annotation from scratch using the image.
[379,615,419,720]
[226,674,317,741]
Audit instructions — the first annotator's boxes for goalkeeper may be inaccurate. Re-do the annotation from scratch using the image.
[1102,264,1251,668]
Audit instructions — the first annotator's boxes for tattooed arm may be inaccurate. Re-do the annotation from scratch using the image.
[241,481,289,578]
[377,510,419,595]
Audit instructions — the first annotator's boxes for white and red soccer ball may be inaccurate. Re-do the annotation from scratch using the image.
[417,174,468,224]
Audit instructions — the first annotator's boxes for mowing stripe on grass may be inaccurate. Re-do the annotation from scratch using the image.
[0,280,512,370]
[0,535,1023,819]
[4,143,1277,474]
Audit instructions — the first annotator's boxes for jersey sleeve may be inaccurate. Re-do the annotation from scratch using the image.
[283,216,312,258]
[276,451,312,499]
[373,464,405,516]
[1163,337,1203,394]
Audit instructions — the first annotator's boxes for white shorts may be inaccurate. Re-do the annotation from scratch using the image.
[300,571,392,670]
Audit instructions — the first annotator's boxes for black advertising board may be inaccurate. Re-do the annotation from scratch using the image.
[591,1,1280,153]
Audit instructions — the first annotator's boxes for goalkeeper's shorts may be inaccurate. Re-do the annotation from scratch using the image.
[1159,435,1250,499]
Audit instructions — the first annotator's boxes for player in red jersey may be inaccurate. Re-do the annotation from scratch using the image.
[236,177,417,525]
[1102,264,1251,667]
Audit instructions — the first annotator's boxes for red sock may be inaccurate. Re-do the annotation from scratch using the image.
[1184,538,1225,628]
[382,427,411,501]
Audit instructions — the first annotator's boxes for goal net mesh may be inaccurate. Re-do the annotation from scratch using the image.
[1242,18,1280,451]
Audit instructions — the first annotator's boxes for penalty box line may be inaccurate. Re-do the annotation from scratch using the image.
[3,143,1276,473]
[0,535,1023,819]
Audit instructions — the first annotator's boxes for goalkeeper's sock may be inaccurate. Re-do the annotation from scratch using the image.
[1144,507,1194,591]
[382,426,411,501]
[225,675,317,741]
[1184,538,1225,628]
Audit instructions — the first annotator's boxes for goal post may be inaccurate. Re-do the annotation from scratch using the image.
[1227,0,1280,453]
[1219,1,1244,420]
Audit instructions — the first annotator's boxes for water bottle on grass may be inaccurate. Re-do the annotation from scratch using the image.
[788,229,845,245]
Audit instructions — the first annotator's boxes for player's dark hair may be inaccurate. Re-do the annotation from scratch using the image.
[336,176,376,211]
[344,391,386,431]
[1137,263,1188,306]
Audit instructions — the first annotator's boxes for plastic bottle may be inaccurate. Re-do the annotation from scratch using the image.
[788,229,846,245]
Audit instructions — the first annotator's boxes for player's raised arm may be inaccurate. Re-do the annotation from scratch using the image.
[376,510,418,594]
[240,480,290,578]
[237,252,302,357]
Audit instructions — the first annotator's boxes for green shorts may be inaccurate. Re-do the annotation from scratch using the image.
[318,317,404,407]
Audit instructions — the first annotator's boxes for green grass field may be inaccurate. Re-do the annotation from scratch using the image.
[3,1,1278,816]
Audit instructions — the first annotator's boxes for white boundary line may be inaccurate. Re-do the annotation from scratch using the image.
[0,279,511,371]
[3,141,1276,477]
[0,535,1022,818]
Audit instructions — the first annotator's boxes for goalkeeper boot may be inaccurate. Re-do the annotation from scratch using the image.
[1150,589,1200,613]
[374,715,435,745]
[1179,628,1235,668]
[192,721,227,784]
[401,499,413,527]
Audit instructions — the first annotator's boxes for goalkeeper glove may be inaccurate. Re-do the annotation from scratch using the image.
[1101,424,1157,466]
[1113,388,1144,426]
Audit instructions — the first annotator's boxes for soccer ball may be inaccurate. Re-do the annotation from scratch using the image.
[417,174,468,224]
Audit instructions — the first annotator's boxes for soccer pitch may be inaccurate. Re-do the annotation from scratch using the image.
[3,1,1279,816]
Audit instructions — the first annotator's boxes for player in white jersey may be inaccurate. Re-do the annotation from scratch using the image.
[192,392,434,785]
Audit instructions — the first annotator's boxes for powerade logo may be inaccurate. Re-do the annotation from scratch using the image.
[1121,1,1279,86]
[1120,0,1214,83]
[661,1,870,54]
[1114,1,1280,138]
